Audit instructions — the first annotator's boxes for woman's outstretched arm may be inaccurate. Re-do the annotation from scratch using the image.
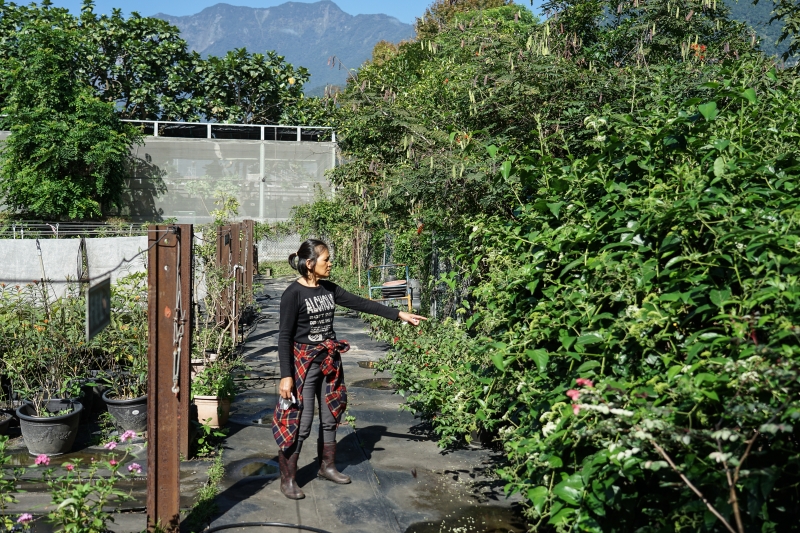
[332,283,426,325]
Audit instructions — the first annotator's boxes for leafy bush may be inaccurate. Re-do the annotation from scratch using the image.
[374,55,800,531]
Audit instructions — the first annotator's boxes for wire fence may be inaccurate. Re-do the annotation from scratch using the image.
[0,221,150,239]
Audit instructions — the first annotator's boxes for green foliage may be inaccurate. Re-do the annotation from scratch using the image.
[301,0,800,530]
[0,436,26,531]
[192,420,229,458]
[0,272,149,408]
[39,456,135,533]
[192,359,240,400]
[195,48,309,124]
[415,0,515,40]
[0,18,141,220]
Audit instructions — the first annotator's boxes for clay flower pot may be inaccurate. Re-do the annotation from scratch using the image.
[194,396,231,429]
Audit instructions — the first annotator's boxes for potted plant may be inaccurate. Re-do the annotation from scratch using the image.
[0,284,88,456]
[101,352,147,434]
[192,358,239,428]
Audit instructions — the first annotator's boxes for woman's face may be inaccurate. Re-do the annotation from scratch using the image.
[309,249,332,279]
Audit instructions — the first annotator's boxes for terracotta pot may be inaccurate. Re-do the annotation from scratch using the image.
[194,396,231,429]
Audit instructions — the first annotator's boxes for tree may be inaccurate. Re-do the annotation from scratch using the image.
[77,1,196,120]
[0,20,141,220]
[195,48,309,124]
[415,0,515,39]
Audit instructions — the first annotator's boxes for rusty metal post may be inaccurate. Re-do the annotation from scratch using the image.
[243,220,255,304]
[147,224,193,532]
[215,225,232,326]
[229,222,242,343]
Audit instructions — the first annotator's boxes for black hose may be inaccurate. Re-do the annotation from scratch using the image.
[203,522,332,533]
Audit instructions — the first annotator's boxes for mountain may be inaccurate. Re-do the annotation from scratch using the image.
[154,1,415,94]
[725,1,791,60]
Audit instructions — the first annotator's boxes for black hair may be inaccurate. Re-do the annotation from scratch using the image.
[288,239,329,278]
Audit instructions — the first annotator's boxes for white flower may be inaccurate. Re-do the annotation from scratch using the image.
[542,421,557,437]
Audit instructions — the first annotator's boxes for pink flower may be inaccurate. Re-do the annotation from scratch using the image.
[128,462,142,474]
[104,441,117,450]
[566,389,581,401]
[576,378,594,388]
[34,454,50,466]
[572,404,581,415]
[120,430,137,442]
[17,514,33,524]
[65,464,75,471]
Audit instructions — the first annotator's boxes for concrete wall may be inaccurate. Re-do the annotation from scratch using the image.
[0,236,211,300]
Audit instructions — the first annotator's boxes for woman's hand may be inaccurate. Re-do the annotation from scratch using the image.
[398,311,427,326]
[279,377,294,400]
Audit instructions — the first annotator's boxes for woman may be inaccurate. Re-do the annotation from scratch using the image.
[272,239,426,499]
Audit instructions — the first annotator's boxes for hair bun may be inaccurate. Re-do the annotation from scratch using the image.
[288,253,299,271]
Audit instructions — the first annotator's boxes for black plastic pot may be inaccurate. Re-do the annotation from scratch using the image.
[67,383,95,424]
[102,391,147,433]
[16,399,83,456]
[0,413,10,436]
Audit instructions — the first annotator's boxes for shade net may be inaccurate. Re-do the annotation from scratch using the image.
[120,137,335,224]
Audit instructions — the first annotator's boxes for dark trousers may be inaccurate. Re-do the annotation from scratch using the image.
[296,361,337,453]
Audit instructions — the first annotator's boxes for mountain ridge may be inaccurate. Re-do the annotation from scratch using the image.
[154,1,415,93]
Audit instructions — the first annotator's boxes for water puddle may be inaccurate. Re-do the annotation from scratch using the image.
[234,371,274,380]
[357,361,377,369]
[236,396,268,404]
[351,378,396,390]
[2,449,133,467]
[404,505,526,533]
[240,460,279,478]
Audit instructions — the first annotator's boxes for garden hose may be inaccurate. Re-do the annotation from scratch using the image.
[203,522,332,533]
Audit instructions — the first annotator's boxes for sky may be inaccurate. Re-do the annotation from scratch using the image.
[46,0,540,23]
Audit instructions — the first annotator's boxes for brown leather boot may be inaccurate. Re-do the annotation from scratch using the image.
[278,452,305,499]
[318,442,351,484]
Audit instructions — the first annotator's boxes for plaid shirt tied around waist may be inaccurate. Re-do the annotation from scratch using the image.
[272,339,350,451]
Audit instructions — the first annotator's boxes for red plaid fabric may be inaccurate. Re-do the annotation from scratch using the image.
[272,339,350,451]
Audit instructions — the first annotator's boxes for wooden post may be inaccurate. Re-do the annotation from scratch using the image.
[147,224,193,532]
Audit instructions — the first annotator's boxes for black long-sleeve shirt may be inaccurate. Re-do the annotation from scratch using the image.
[278,280,400,378]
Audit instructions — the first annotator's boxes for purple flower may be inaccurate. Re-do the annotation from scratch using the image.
[17,514,33,524]
[34,454,50,466]
[128,462,142,474]
[65,464,75,471]
[120,430,137,442]
[103,441,117,450]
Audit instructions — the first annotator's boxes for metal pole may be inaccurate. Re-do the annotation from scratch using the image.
[147,224,192,532]
[259,143,265,221]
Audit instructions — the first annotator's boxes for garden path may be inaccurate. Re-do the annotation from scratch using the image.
[2,277,523,533]
[188,277,524,533]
